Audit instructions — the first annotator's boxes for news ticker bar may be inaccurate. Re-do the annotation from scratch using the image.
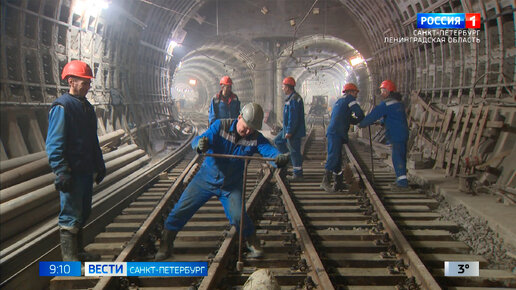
[418,13,481,29]
[40,261,480,277]
[40,261,208,277]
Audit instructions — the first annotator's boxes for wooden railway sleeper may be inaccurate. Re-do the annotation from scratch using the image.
[375,232,392,246]
[396,276,420,290]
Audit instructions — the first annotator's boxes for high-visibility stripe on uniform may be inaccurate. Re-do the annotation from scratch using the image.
[219,130,258,147]
[397,175,407,180]
[348,100,357,107]
[386,100,399,106]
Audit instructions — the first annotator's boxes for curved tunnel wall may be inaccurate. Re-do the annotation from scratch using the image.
[1,0,514,164]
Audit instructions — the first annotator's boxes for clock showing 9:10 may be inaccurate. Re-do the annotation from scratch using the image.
[39,261,82,276]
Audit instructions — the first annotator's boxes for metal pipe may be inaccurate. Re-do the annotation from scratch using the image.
[0,145,140,204]
[0,130,126,189]
[0,158,50,190]
[0,151,46,173]
[102,144,139,163]
[98,129,126,146]
[0,173,54,204]
[203,153,274,161]
[237,159,249,271]
[0,154,150,224]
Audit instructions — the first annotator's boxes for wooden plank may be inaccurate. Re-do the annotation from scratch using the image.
[446,105,464,176]
[461,104,484,175]
[473,106,489,157]
[434,109,454,167]
[452,105,473,176]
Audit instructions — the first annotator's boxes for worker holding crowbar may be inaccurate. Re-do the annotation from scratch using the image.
[155,103,290,265]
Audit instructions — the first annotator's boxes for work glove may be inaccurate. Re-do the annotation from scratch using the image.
[196,137,209,153]
[55,172,72,192]
[274,153,290,168]
[95,165,106,185]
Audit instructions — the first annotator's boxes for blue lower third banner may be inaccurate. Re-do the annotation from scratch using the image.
[40,261,82,276]
[85,262,208,277]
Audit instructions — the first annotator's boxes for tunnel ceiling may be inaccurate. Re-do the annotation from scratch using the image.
[0,0,514,109]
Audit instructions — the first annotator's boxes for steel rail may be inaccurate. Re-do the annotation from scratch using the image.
[0,127,197,289]
[93,154,201,289]
[344,144,442,290]
[198,167,274,289]
[274,170,335,289]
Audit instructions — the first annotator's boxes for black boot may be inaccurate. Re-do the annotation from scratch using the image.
[60,229,79,261]
[246,234,263,258]
[333,172,345,192]
[77,228,100,261]
[320,170,332,192]
[155,229,178,261]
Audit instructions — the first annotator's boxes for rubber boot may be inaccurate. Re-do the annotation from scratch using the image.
[60,229,79,261]
[320,170,332,192]
[155,229,178,261]
[246,234,263,258]
[390,182,411,192]
[287,173,304,182]
[333,172,345,192]
[77,228,100,261]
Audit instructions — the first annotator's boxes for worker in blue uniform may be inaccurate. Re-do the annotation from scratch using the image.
[358,80,409,189]
[46,60,106,261]
[156,103,290,261]
[274,76,306,181]
[321,83,364,192]
[208,75,241,125]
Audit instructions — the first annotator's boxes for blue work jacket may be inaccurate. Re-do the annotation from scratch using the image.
[359,93,409,143]
[326,94,364,142]
[283,91,306,139]
[193,119,280,188]
[208,92,240,125]
[46,93,104,175]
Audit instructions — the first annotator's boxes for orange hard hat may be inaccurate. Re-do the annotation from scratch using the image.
[282,76,296,87]
[343,83,359,93]
[220,76,233,86]
[61,60,94,80]
[380,80,396,92]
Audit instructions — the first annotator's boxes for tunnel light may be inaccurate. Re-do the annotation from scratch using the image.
[261,6,269,15]
[189,79,197,86]
[290,18,296,26]
[349,54,365,67]
[313,8,320,15]
[72,0,109,17]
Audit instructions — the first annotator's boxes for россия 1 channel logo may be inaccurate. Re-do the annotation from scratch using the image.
[418,13,481,29]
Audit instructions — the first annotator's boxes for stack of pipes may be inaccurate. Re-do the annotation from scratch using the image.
[0,129,152,245]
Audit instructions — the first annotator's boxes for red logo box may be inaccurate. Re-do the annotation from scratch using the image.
[465,13,481,28]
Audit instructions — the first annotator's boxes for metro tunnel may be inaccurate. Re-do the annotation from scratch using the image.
[1,0,515,289]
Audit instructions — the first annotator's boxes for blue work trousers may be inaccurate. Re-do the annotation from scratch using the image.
[392,142,408,186]
[58,174,94,232]
[325,134,347,173]
[274,131,303,176]
[164,174,255,238]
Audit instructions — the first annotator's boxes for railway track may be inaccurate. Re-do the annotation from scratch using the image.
[9,121,516,289]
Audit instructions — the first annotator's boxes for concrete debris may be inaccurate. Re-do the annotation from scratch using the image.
[436,198,516,271]
[243,268,280,290]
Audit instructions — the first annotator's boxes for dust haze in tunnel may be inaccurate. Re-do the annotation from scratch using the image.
[171,0,371,122]
[172,34,370,120]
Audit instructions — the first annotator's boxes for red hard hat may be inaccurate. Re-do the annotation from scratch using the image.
[220,76,233,86]
[380,80,396,92]
[282,76,296,87]
[343,83,359,93]
[61,60,94,80]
